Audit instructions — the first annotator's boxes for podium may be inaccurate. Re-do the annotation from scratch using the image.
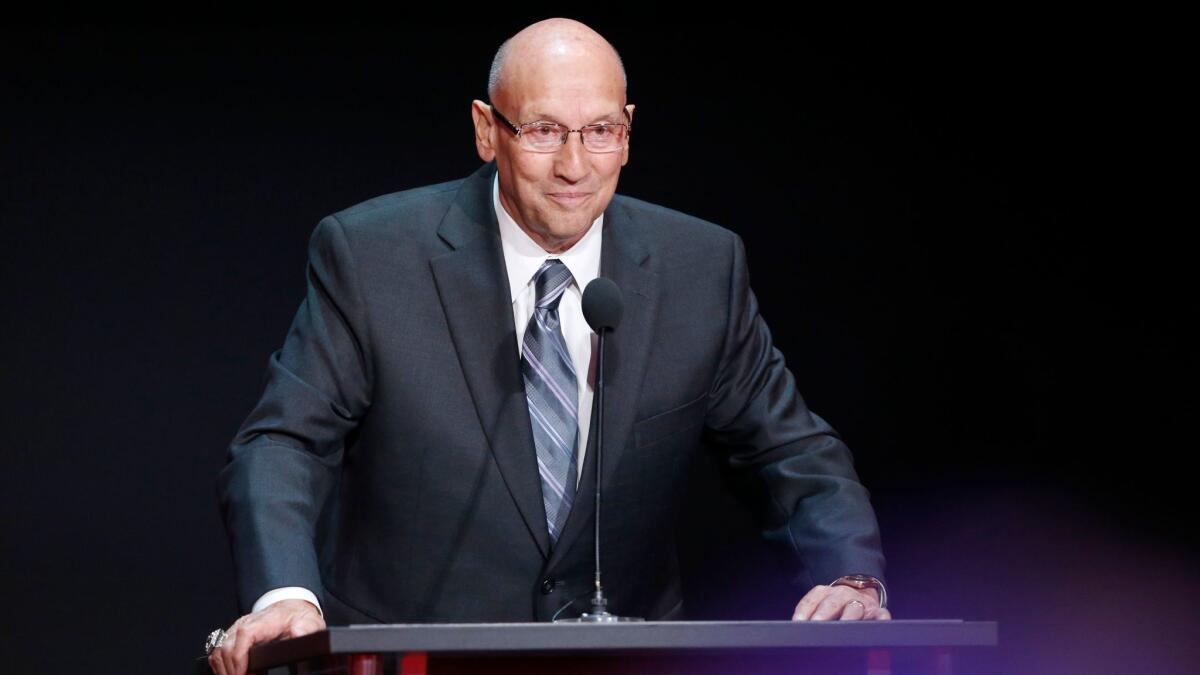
[236,620,997,675]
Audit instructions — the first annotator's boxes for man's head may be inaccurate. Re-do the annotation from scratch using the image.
[471,19,634,253]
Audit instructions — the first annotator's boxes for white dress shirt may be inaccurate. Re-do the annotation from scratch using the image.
[252,174,602,616]
[495,173,600,486]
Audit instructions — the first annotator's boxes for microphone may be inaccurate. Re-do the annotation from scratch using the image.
[556,278,642,622]
[581,277,623,332]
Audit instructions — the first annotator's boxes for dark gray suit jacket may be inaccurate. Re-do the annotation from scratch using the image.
[218,161,885,624]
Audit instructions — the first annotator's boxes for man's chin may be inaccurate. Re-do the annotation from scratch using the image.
[536,223,593,251]
[557,223,595,240]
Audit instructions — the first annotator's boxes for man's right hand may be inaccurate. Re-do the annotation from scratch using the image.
[208,599,325,675]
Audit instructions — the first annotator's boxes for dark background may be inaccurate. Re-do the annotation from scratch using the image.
[2,17,1193,674]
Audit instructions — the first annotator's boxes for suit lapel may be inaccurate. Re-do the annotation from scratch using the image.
[429,162,552,559]
[548,196,659,569]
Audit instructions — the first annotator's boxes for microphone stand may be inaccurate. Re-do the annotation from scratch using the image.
[556,326,642,623]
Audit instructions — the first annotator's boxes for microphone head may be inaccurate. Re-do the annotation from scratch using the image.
[582,277,624,331]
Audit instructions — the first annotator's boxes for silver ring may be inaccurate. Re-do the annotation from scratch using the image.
[847,600,866,610]
[205,628,228,655]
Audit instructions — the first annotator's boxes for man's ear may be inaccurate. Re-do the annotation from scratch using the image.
[471,100,496,162]
[621,104,636,166]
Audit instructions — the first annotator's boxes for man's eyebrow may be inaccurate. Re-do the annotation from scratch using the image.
[528,112,625,125]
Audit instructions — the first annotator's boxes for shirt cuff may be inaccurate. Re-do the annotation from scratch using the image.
[252,587,324,616]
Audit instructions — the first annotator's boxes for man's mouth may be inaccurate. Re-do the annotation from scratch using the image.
[547,192,590,206]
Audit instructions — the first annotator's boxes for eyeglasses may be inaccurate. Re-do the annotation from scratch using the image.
[489,104,631,154]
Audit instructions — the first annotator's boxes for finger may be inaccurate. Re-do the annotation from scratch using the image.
[228,623,260,675]
[213,618,242,675]
[215,630,236,675]
[838,600,867,621]
[814,585,875,621]
[869,607,893,621]
[811,593,849,621]
[286,612,326,638]
[214,620,245,675]
[231,615,293,675]
[219,625,244,675]
[792,585,832,621]
[208,650,227,675]
[223,620,259,675]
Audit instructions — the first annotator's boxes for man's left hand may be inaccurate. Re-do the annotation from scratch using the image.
[792,584,892,621]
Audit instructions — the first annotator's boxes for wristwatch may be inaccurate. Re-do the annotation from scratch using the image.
[829,574,888,609]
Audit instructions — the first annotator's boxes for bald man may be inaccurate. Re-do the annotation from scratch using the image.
[209,19,889,675]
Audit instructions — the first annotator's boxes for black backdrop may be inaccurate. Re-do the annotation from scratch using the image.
[1,18,1193,675]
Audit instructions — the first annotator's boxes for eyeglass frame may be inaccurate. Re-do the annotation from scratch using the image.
[488,103,632,153]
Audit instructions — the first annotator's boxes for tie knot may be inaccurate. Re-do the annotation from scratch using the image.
[533,259,574,310]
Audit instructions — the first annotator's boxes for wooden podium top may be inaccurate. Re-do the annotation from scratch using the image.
[250,620,997,670]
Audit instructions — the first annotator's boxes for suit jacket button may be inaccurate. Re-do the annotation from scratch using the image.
[541,578,555,594]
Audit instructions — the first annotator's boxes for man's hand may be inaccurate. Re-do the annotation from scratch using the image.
[208,599,325,675]
[792,584,893,621]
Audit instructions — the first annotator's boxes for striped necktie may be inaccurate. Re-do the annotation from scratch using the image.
[521,259,579,544]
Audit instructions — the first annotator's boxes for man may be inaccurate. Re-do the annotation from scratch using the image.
[208,18,889,675]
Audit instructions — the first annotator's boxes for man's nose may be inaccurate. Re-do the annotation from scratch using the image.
[553,131,589,182]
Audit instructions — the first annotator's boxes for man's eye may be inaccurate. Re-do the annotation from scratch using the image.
[530,125,560,137]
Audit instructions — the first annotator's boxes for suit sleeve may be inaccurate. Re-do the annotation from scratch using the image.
[217,215,374,614]
[703,232,886,590]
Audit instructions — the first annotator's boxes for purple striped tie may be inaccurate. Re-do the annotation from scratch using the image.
[521,259,579,544]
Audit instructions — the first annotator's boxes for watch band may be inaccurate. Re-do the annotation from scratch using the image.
[829,574,888,609]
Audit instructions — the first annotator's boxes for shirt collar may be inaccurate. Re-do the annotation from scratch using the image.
[494,172,603,303]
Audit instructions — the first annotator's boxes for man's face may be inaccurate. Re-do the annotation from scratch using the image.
[473,52,633,253]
